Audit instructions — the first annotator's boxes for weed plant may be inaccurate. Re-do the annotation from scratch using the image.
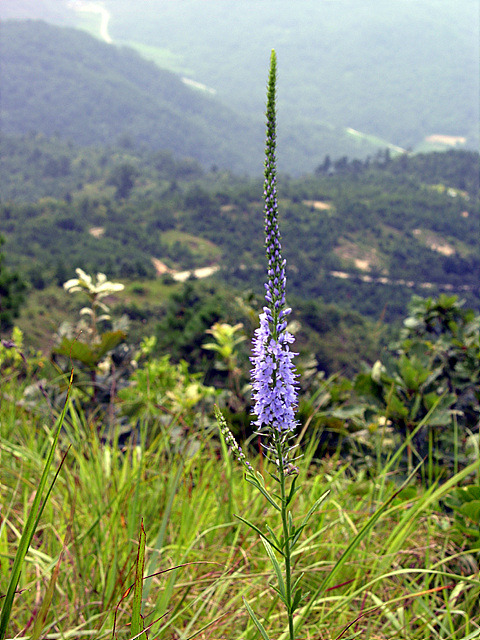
[1,52,479,640]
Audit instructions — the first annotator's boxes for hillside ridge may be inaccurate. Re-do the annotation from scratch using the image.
[1,133,478,327]
[1,19,405,175]
[0,20,264,174]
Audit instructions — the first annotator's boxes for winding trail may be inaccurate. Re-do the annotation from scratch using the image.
[71,1,112,44]
[328,269,474,293]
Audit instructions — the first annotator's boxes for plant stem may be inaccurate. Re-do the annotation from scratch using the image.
[428,426,433,486]
[276,434,295,640]
[453,413,458,477]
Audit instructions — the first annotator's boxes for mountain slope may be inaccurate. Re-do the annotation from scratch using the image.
[1,134,478,323]
[0,20,264,174]
[102,0,479,151]
[0,20,400,175]
[1,2,478,171]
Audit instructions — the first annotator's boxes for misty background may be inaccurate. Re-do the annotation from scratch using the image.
[1,0,478,175]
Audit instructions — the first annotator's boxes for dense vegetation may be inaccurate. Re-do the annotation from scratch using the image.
[2,1,478,174]
[1,20,263,175]
[0,21,478,637]
[1,142,479,640]
[1,273,479,638]
[0,236,25,330]
[1,133,478,334]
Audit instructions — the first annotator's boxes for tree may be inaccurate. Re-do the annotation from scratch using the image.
[0,236,26,332]
[108,163,138,199]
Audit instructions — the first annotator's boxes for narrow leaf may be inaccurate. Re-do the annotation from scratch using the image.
[30,544,66,640]
[291,588,303,613]
[282,460,426,640]
[245,476,281,511]
[286,474,299,506]
[243,598,271,640]
[265,523,283,552]
[235,514,283,555]
[261,537,286,601]
[0,370,72,640]
[131,520,147,640]
[318,463,423,595]
[291,572,305,593]
[300,491,330,529]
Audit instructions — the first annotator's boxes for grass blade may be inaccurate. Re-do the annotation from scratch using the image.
[131,519,147,640]
[0,370,72,640]
[243,598,271,640]
[30,542,67,640]
[279,461,424,640]
[261,537,287,602]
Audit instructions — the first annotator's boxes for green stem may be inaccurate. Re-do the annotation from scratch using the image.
[276,435,295,640]
[406,424,412,474]
[428,426,433,487]
[453,413,458,477]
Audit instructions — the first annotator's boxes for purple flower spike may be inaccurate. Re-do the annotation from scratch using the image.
[250,51,298,448]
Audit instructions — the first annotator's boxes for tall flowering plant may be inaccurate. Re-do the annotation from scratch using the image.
[215,50,327,640]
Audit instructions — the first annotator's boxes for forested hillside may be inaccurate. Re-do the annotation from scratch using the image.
[1,20,390,176]
[1,0,478,173]
[1,134,478,346]
[108,0,479,151]
[0,20,263,174]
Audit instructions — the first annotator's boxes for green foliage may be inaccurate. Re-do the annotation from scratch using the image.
[48,269,129,424]
[118,349,216,444]
[107,162,139,200]
[54,330,126,370]
[1,133,478,324]
[310,295,480,476]
[1,20,262,174]
[2,363,480,638]
[0,327,25,370]
[154,280,247,372]
[0,236,26,331]
[294,297,382,377]
[0,373,71,640]
[444,485,480,552]
[204,321,246,401]
[1,282,479,638]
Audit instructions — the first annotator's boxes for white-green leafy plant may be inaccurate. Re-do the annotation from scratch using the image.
[63,268,124,342]
[56,269,127,387]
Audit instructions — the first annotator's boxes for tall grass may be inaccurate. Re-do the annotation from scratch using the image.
[1,368,479,638]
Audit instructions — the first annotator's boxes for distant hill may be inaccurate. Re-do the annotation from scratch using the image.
[1,0,477,163]
[1,133,478,323]
[107,0,480,152]
[0,20,264,174]
[1,20,394,175]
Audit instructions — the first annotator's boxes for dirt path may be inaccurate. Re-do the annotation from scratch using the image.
[151,258,220,281]
[329,270,474,293]
[72,1,112,44]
